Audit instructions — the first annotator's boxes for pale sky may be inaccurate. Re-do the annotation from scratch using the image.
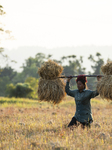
[1,0,112,49]
[0,0,112,72]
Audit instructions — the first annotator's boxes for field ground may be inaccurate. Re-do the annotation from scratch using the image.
[0,96,112,150]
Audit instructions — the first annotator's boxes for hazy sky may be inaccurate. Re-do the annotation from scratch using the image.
[0,0,112,71]
[1,0,112,49]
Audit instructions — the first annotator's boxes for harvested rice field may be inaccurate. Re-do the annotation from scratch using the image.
[0,96,112,150]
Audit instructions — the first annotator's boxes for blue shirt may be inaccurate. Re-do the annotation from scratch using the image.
[65,82,99,123]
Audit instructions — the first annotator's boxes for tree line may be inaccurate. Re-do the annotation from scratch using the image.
[0,52,106,98]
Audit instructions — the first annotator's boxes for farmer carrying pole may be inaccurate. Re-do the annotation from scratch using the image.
[65,74,102,129]
[38,60,112,104]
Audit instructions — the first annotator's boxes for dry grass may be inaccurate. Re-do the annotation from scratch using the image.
[37,60,66,104]
[101,62,112,75]
[0,97,112,150]
[97,61,112,100]
[97,75,112,100]
[38,78,66,104]
[38,60,63,80]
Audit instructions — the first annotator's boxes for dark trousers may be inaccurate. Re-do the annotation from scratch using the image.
[68,117,92,129]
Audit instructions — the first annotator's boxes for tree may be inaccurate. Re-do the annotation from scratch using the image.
[63,55,86,75]
[88,52,104,75]
[0,66,17,96]
[20,53,53,80]
[6,83,33,98]
[62,55,86,88]
[0,66,17,80]
[35,53,46,67]
[25,77,38,99]
[87,52,104,90]
[0,76,10,96]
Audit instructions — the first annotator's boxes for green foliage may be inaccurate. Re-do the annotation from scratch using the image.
[87,52,104,90]
[7,77,38,99]
[11,72,27,84]
[6,83,33,98]
[88,52,104,75]
[19,53,52,81]
[22,52,51,69]
[62,55,86,75]
[0,51,106,96]
[0,76,10,96]
[61,55,86,87]
[0,97,40,106]
[22,63,38,78]
[0,66,17,96]
[15,83,33,98]
[25,77,38,99]
[0,66,17,80]
[6,83,15,97]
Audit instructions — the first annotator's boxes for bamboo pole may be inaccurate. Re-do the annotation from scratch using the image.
[59,75,104,78]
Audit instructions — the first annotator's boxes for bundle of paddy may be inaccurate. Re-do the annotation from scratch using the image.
[37,60,66,104]
[97,75,112,100]
[97,62,112,100]
[101,62,112,75]
[38,60,63,80]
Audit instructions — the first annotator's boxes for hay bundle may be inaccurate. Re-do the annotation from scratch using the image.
[97,75,112,100]
[38,78,65,104]
[97,62,112,100]
[38,60,63,80]
[37,60,66,104]
[101,62,112,75]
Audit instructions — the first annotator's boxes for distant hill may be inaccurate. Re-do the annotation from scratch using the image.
[3,45,112,72]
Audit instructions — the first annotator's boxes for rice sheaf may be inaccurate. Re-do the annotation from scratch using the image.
[97,62,112,101]
[37,60,66,104]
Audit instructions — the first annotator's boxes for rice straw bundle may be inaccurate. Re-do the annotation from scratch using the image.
[97,75,112,100]
[38,78,66,104]
[101,62,112,75]
[38,60,63,80]
[37,60,66,104]
[97,62,112,100]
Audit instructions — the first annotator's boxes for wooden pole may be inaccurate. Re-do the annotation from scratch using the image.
[59,75,104,78]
